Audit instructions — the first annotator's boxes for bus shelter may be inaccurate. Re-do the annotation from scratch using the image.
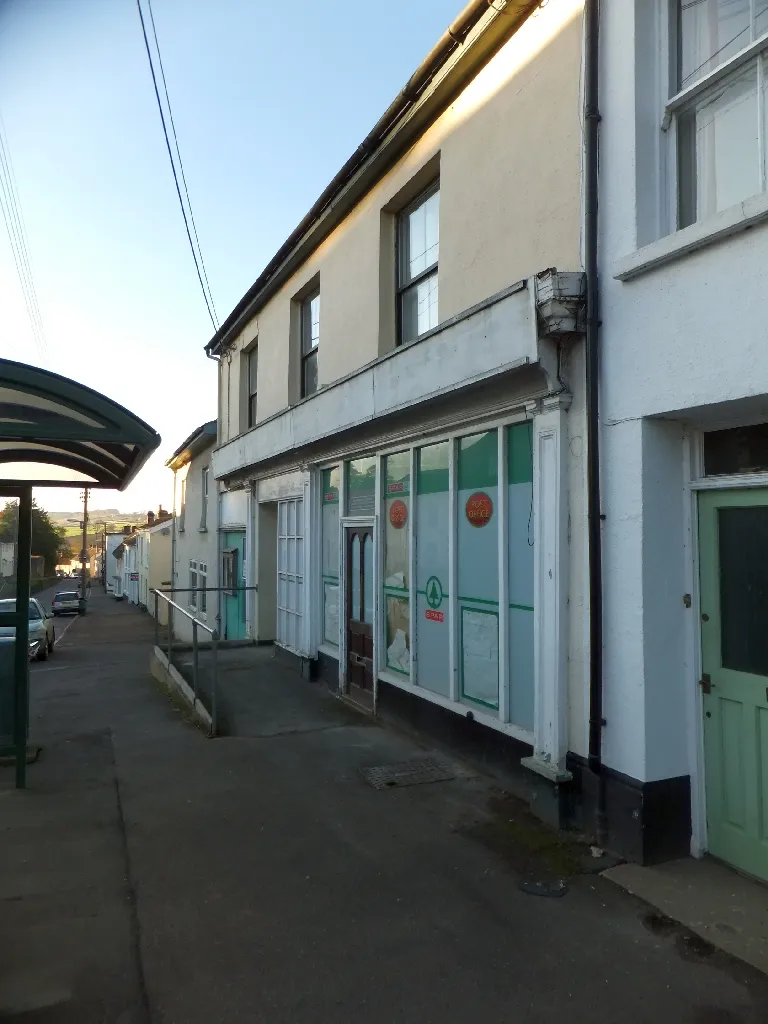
[0,358,160,786]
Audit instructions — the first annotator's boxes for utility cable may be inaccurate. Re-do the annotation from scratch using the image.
[136,0,219,331]
[0,118,47,359]
[147,0,218,329]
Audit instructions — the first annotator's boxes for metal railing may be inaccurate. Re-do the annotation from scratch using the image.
[152,588,219,736]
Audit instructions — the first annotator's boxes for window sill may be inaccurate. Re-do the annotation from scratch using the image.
[614,191,768,282]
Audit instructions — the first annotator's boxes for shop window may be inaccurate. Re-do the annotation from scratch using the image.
[458,430,499,711]
[415,441,451,696]
[383,451,410,675]
[321,467,340,647]
[347,457,376,516]
[703,423,768,476]
[507,421,534,730]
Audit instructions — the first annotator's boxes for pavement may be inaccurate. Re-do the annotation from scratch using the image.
[1,587,767,1022]
[604,859,768,977]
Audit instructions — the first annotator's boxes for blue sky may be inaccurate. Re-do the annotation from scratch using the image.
[0,0,463,514]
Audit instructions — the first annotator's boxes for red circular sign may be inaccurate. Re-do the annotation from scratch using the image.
[389,499,408,529]
[465,491,493,527]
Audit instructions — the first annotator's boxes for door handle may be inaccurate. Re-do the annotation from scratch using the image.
[699,673,713,694]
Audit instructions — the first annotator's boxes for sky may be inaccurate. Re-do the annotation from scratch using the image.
[0,0,464,514]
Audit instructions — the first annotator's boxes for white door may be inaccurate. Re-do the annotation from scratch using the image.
[277,498,304,652]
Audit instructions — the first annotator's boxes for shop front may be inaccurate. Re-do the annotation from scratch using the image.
[316,417,538,744]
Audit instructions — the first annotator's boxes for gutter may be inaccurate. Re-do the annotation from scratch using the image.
[205,0,540,356]
[583,0,606,843]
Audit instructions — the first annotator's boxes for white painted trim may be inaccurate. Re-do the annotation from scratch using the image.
[682,431,708,858]
[614,191,768,281]
[497,426,509,723]
[691,472,768,491]
[408,447,417,687]
[302,478,312,656]
[530,395,570,773]
[448,439,458,702]
[373,466,383,715]
[377,667,533,747]
[665,31,768,119]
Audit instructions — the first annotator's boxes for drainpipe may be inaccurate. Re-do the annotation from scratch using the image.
[584,0,605,844]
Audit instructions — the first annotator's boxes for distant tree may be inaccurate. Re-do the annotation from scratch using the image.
[0,500,70,575]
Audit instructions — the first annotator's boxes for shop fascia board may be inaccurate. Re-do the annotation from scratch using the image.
[212,277,564,482]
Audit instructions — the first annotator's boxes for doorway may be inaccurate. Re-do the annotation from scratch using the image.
[221,530,246,640]
[698,489,768,882]
[344,523,375,710]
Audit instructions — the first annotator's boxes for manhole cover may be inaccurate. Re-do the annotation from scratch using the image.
[360,757,456,790]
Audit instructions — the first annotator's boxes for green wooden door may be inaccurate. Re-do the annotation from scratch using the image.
[699,489,768,882]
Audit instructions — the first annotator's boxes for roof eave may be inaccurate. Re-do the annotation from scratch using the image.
[205,0,540,356]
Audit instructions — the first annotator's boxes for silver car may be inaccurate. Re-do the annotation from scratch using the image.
[0,597,56,661]
[51,591,86,616]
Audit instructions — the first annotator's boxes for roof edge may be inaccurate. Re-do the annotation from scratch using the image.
[205,0,540,356]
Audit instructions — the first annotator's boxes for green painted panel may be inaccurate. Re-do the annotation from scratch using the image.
[322,467,340,504]
[699,488,768,882]
[458,431,498,491]
[508,422,533,484]
[385,451,410,498]
[417,441,449,494]
[719,699,746,828]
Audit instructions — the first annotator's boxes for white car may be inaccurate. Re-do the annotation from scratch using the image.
[0,597,55,661]
[51,591,86,616]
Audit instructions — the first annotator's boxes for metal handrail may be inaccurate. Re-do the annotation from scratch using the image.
[151,588,219,737]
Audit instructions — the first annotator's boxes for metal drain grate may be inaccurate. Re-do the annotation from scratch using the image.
[360,757,456,790]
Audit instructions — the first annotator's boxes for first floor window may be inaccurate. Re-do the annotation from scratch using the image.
[397,183,439,344]
[199,561,207,614]
[189,559,198,611]
[200,467,210,529]
[247,347,258,427]
[670,0,768,228]
[301,290,319,398]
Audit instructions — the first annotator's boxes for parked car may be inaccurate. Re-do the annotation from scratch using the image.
[51,591,86,616]
[0,597,55,661]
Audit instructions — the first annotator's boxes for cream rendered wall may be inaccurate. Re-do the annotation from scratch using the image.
[219,0,585,442]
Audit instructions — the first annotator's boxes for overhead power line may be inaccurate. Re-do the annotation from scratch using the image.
[136,0,219,331]
[0,116,47,360]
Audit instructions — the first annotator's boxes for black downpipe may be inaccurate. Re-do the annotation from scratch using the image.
[584,0,606,843]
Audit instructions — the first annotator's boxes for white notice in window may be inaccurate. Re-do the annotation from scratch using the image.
[461,608,499,707]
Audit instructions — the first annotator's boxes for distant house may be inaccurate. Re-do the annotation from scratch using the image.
[165,421,218,642]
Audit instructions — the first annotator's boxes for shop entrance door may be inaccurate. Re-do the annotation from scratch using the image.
[698,489,768,882]
[345,524,374,708]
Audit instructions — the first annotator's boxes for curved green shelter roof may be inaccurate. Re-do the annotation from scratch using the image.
[0,358,161,489]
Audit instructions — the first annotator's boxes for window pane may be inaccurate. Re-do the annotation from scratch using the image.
[363,534,374,624]
[507,422,534,730]
[400,271,438,345]
[415,441,450,696]
[347,457,376,515]
[302,349,318,397]
[248,348,258,392]
[302,291,320,354]
[399,188,439,286]
[458,431,499,711]
[704,423,768,475]
[679,64,759,226]
[757,1,768,35]
[718,506,768,675]
[351,535,361,621]
[679,0,750,89]
[384,451,410,589]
